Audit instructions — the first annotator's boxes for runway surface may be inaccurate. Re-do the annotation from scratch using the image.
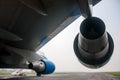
[0,73,120,80]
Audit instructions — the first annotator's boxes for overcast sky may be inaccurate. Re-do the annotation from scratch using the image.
[38,0,120,72]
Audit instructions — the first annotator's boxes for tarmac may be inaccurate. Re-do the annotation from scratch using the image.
[0,73,120,80]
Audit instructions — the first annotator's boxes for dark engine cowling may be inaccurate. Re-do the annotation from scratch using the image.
[74,17,114,68]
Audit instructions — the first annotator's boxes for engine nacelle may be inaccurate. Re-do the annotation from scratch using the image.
[28,59,55,75]
[74,17,114,68]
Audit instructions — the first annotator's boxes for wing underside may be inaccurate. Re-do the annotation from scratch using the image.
[0,0,101,68]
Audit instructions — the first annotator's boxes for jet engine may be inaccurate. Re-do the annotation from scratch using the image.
[74,17,114,68]
[28,59,55,76]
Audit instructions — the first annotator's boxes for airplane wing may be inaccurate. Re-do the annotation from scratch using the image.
[0,0,100,51]
[0,0,101,76]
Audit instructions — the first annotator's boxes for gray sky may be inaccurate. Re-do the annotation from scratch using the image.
[38,0,120,72]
